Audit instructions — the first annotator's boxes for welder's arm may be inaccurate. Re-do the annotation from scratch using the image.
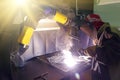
[79,46,96,57]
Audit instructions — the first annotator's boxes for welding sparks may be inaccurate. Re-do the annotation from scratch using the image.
[78,56,91,62]
[62,49,91,68]
[62,50,77,68]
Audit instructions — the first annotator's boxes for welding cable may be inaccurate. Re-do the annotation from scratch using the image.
[34,72,48,80]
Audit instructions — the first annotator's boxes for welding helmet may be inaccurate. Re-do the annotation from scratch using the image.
[85,14,104,31]
[85,14,102,22]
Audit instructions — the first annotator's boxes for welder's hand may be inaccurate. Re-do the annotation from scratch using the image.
[84,46,96,57]
[78,48,86,56]
[79,46,97,57]
[78,48,91,56]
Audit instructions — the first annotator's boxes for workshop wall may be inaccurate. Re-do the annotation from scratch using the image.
[94,0,120,35]
[54,0,93,10]
[94,0,120,28]
[36,0,93,10]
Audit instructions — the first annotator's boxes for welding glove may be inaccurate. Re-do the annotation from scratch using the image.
[79,46,96,57]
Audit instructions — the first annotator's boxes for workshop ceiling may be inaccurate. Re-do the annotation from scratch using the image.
[36,0,93,10]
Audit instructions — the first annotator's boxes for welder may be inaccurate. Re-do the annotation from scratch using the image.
[79,14,120,80]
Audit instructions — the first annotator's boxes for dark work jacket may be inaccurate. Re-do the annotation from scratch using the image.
[91,23,120,80]
[97,23,120,65]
